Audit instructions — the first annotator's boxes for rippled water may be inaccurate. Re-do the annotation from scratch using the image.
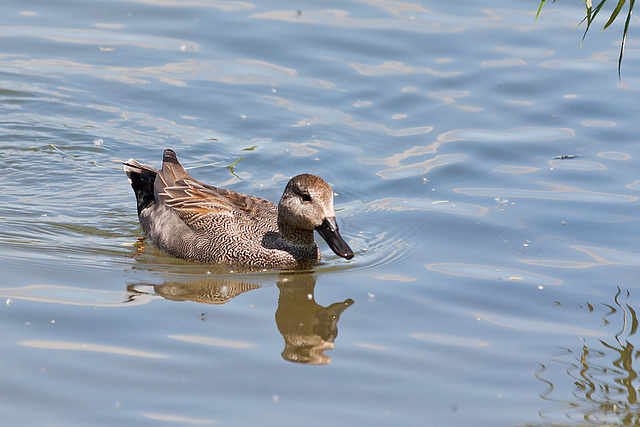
[2,0,640,425]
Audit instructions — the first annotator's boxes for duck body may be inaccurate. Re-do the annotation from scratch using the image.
[123,149,353,268]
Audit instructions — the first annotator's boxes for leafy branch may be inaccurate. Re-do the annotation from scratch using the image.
[536,0,636,77]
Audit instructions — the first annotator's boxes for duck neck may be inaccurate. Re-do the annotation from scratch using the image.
[277,213,316,248]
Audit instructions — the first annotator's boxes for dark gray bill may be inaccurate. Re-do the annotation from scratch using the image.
[315,217,354,260]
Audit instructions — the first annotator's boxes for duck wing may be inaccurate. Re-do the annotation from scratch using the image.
[155,149,277,230]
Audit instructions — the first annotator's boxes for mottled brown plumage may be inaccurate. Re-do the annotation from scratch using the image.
[123,149,354,268]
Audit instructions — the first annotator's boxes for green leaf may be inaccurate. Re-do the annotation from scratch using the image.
[49,144,78,158]
[535,0,547,21]
[580,0,608,45]
[225,157,243,180]
[618,0,634,77]
[225,157,242,168]
[603,0,627,30]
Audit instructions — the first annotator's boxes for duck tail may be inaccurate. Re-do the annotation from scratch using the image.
[123,159,158,215]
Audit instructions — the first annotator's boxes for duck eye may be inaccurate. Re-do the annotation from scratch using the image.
[301,193,312,202]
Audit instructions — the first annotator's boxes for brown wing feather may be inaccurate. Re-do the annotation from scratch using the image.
[154,152,277,230]
[159,180,237,228]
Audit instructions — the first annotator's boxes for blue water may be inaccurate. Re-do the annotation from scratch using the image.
[2,0,640,425]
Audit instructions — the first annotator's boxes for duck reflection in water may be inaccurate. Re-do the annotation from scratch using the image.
[126,272,353,365]
[276,273,353,365]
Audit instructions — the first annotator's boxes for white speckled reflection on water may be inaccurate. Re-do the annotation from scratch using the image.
[2,0,640,425]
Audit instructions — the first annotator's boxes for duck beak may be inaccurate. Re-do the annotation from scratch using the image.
[316,217,354,260]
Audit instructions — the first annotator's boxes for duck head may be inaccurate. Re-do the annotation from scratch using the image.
[278,174,354,260]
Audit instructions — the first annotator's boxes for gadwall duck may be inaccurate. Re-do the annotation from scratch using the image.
[123,149,354,267]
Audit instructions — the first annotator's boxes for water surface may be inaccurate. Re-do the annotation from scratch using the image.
[1,0,640,425]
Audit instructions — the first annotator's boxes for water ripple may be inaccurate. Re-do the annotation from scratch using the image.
[376,154,467,179]
[548,159,606,170]
[473,313,606,336]
[360,197,487,216]
[426,263,563,286]
[455,181,638,203]
[350,60,459,77]
[335,196,488,274]
[0,26,200,51]
[0,285,151,307]
[522,245,640,269]
[438,127,574,143]
[19,340,168,358]
[411,332,489,348]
